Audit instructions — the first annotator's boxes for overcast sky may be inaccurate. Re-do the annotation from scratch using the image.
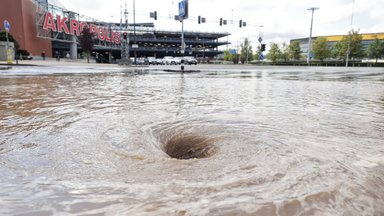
[58,0,383,50]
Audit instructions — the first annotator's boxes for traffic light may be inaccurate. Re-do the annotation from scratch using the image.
[239,20,242,28]
[198,15,201,24]
[220,18,223,26]
[154,11,157,20]
[261,44,266,52]
[123,32,127,40]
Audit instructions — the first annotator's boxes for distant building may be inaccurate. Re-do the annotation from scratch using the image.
[0,0,230,62]
[291,33,384,57]
[52,26,230,61]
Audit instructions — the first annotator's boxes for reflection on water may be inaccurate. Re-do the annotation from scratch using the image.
[1,68,384,215]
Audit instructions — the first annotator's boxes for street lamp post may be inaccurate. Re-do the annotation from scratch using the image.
[109,16,113,64]
[307,7,319,66]
[133,0,137,65]
[346,0,355,67]
[246,40,249,64]
[109,24,112,63]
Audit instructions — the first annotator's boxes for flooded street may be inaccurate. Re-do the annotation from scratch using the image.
[1,67,384,215]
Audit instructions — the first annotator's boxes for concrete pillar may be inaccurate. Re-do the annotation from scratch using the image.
[70,35,77,60]
[68,12,78,60]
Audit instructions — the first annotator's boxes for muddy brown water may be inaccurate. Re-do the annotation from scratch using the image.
[1,67,384,215]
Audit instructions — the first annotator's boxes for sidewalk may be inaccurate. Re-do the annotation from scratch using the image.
[0,58,119,67]
[0,65,12,70]
[0,58,150,75]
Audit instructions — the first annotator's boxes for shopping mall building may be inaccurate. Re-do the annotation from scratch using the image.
[0,0,230,62]
[291,33,384,58]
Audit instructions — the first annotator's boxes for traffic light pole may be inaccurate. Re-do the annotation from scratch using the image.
[178,0,188,71]
[4,20,13,64]
[133,0,137,65]
[181,18,185,71]
[6,31,11,64]
[120,32,129,65]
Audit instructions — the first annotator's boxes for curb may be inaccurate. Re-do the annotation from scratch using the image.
[0,66,12,70]
[163,69,200,73]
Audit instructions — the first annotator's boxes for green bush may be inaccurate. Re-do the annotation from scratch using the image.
[0,31,20,50]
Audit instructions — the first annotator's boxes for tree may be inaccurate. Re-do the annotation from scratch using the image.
[240,38,253,64]
[331,42,342,59]
[78,27,95,63]
[312,37,331,63]
[0,31,20,50]
[366,37,384,63]
[288,41,301,60]
[253,45,262,61]
[267,42,281,64]
[223,49,234,61]
[280,42,289,63]
[333,29,364,61]
[233,54,240,64]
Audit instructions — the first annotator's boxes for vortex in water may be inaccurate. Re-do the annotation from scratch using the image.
[163,134,216,160]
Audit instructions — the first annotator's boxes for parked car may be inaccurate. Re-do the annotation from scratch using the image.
[17,49,33,60]
[147,57,158,65]
[173,57,182,65]
[162,56,177,65]
[156,58,163,65]
[183,56,198,65]
[22,55,33,60]
[130,57,148,65]
[139,57,149,65]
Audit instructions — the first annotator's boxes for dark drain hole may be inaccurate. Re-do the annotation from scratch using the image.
[163,134,216,160]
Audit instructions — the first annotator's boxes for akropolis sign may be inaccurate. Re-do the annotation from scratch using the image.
[43,11,121,44]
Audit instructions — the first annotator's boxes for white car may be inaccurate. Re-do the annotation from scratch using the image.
[173,57,182,65]
[147,57,157,65]
[162,56,177,65]
[156,58,163,65]
[183,56,198,65]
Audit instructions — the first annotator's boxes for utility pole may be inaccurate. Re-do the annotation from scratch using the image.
[181,18,184,55]
[346,0,355,67]
[307,7,319,66]
[109,23,112,63]
[4,21,13,64]
[258,25,264,61]
[180,12,185,71]
[133,0,137,65]
[120,1,129,64]
[178,0,188,71]
[246,38,249,64]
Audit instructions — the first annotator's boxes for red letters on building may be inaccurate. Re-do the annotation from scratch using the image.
[43,11,57,31]
[98,27,106,41]
[80,22,89,33]
[105,29,111,42]
[56,15,70,34]
[90,24,98,34]
[42,11,121,45]
[112,32,121,44]
[70,19,80,36]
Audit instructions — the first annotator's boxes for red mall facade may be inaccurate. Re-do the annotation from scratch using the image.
[0,0,120,58]
[0,0,52,57]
